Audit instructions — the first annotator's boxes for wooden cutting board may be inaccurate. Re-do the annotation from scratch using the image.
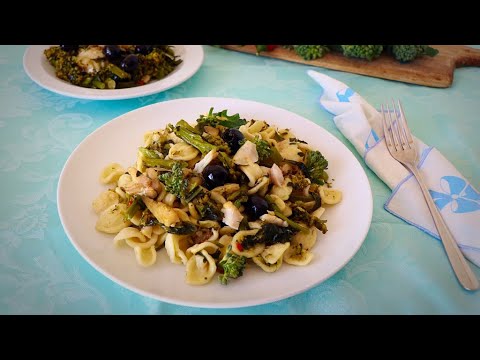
[220,45,480,88]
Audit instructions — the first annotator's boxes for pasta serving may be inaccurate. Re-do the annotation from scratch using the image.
[92,108,343,285]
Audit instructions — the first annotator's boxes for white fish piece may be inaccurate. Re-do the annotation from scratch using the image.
[221,201,244,230]
[233,141,258,165]
[193,149,218,173]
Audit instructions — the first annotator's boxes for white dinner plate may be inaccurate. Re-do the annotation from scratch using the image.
[23,45,204,100]
[57,98,373,308]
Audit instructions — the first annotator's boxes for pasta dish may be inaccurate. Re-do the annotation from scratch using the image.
[92,108,342,285]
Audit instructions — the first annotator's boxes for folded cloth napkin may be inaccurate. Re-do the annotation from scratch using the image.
[307,70,480,267]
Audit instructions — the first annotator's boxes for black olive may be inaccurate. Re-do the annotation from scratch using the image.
[120,54,139,73]
[60,45,78,52]
[103,45,122,60]
[221,128,244,153]
[202,164,228,190]
[245,195,268,220]
[135,45,153,55]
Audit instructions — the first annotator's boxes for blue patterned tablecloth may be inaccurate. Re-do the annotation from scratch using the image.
[1,45,479,314]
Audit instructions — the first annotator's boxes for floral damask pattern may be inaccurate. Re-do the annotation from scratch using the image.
[0,45,479,314]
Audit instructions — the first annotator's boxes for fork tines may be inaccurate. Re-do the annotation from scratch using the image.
[381,100,414,152]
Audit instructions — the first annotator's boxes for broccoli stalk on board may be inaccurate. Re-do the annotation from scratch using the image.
[293,45,330,60]
[389,45,439,63]
[341,45,384,61]
[252,45,439,63]
[218,245,247,285]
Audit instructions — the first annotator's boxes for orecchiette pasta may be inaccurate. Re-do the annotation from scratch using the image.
[92,109,342,286]
[99,163,125,184]
[252,255,283,273]
[113,227,146,247]
[165,233,191,265]
[134,246,157,267]
[185,250,217,285]
[92,190,119,215]
[283,245,314,266]
[95,204,131,234]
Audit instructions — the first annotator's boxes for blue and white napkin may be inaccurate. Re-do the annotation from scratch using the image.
[307,70,480,267]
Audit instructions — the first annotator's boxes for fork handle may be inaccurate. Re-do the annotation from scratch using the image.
[407,164,479,291]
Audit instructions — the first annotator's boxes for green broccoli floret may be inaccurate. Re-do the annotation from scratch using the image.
[159,162,188,199]
[294,45,330,60]
[341,45,383,61]
[218,245,247,285]
[196,107,247,132]
[390,45,439,63]
[305,150,329,185]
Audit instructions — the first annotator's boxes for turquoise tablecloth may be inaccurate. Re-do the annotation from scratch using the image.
[1,45,479,314]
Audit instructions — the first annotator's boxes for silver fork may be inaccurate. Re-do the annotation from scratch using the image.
[381,100,479,291]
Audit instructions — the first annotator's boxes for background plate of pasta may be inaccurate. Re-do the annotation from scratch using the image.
[57,97,373,308]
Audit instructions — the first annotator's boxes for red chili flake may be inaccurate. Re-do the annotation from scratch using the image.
[236,242,244,252]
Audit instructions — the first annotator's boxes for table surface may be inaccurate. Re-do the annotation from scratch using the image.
[1,45,479,315]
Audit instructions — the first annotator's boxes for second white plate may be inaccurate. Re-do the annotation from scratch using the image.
[57,97,373,308]
[23,45,204,100]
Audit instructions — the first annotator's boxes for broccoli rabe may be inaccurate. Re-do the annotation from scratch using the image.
[173,123,217,154]
[218,245,247,285]
[294,45,330,60]
[390,45,439,63]
[341,45,384,61]
[265,196,310,233]
[291,206,328,234]
[162,221,197,235]
[305,150,329,185]
[195,200,222,221]
[138,147,180,169]
[241,223,296,250]
[196,107,247,131]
